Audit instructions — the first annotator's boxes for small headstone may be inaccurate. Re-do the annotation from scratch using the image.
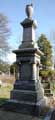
[42,81,53,97]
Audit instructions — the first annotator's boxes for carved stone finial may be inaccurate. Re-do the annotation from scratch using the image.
[26,4,33,19]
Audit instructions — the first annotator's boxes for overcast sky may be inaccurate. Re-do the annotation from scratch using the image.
[0,0,55,63]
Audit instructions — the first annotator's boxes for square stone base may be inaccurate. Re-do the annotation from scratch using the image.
[4,98,50,117]
[0,110,42,120]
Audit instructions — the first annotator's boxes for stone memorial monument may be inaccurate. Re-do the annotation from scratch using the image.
[5,4,47,116]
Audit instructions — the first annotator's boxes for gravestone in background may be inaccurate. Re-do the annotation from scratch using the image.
[41,80,53,97]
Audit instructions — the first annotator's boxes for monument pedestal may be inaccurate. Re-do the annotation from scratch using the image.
[4,4,48,117]
[4,48,47,116]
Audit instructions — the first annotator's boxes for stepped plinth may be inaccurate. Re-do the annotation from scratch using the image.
[4,4,48,117]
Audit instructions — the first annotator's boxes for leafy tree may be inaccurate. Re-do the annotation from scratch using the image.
[37,34,52,69]
[0,13,10,58]
[10,62,16,74]
[0,59,10,73]
[40,69,55,81]
[37,34,54,80]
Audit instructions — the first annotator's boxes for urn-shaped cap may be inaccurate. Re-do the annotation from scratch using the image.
[26,4,33,19]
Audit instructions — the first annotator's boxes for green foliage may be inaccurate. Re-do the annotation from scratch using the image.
[39,69,55,79]
[10,62,16,74]
[37,34,54,80]
[40,70,48,78]
[48,69,55,77]
[0,59,10,73]
[37,34,52,68]
[0,84,13,105]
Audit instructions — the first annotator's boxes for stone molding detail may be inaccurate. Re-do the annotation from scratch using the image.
[16,56,40,64]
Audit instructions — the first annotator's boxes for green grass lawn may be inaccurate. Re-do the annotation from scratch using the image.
[0,84,13,106]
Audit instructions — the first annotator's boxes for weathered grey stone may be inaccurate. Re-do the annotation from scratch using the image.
[20,62,31,80]
[11,90,37,103]
[4,4,48,117]
[26,4,33,19]
[0,110,42,120]
[20,18,38,49]
[4,99,40,116]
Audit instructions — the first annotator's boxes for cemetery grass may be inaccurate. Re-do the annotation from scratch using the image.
[0,84,13,106]
[0,80,55,104]
[0,81,55,106]
[0,74,15,106]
